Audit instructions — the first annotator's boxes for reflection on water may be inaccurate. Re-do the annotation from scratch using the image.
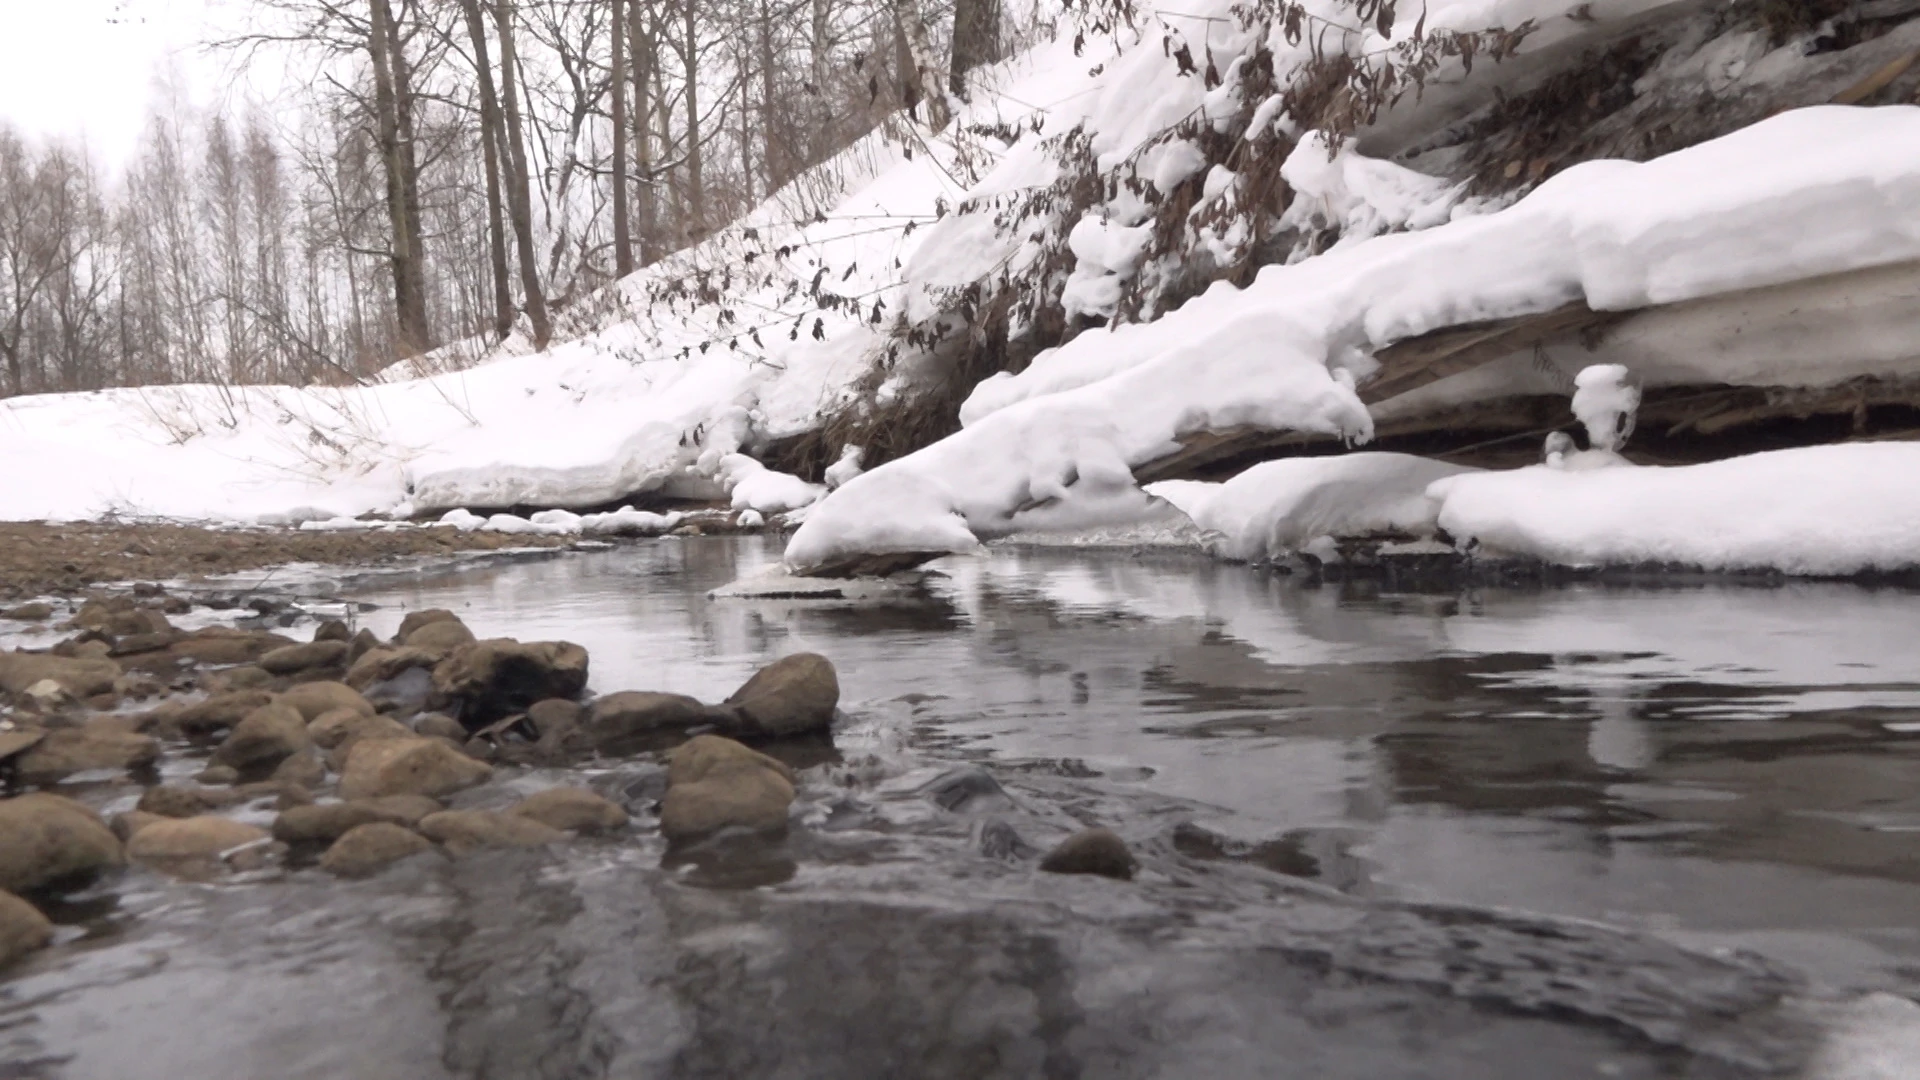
[338,537,1920,992]
[8,535,1920,1078]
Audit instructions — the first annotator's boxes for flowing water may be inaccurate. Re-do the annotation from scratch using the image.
[5,536,1920,1078]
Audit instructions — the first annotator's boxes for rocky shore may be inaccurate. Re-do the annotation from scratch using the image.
[0,583,1128,977]
[0,522,577,601]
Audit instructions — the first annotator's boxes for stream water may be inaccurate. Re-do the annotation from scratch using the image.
[4,536,1920,1078]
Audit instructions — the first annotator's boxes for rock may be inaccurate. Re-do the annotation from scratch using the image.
[0,728,45,762]
[278,681,373,722]
[319,823,434,878]
[309,708,412,753]
[258,640,350,675]
[2,603,55,622]
[921,766,1013,814]
[528,698,582,730]
[16,728,160,784]
[404,619,476,651]
[275,784,316,810]
[64,640,112,662]
[417,810,564,854]
[0,891,52,971]
[583,691,714,747]
[19,679,73,712]
[338,736,492,800]
[721,653,839,737]
[169,628,295,666]
[274,801,413,844]
[212,703,311,770]
[0,794,124,894]
[196,764,240,785]
[353,794,443,827]
[659,735,796,842]
[395,609,462,642]
[271,750,328,788]
[343,646,442,691]
[137,785,240,819]
[345,628,380,665]
[0,652,120,698]
[127,817,272,868]
[1038,827,1135,881]
[313,620,352,643]
[215,666,277,691]
[978,820,1034,861]
[71,601,171,637]
[110,811,165,843]
[361,667,436,716]
[516,699,584,754]
[431,640,589,725]
[107,630,183,657]
[174,691,275,736]
[411,713,467,741]
[511,788,629,833]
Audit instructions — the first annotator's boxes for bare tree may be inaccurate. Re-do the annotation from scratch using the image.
[950,0,1000,97]
[457,0,518,342]
[491,0,552,349]
[610,0,633,275]
[368,0,432,355]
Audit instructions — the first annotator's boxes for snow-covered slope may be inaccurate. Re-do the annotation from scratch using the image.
[0,35,1109,523]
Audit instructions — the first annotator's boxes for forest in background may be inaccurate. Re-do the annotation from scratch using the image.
[0,0,1016,397]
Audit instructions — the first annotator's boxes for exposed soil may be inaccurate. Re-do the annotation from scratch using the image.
[0,521,572,600]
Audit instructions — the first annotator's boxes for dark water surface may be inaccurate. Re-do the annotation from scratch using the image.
[5,536,1920,1078]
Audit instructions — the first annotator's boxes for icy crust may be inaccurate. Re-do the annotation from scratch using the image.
[1429,443,1920,576]
[789,107,1920,570]
[1148,453,1479,562]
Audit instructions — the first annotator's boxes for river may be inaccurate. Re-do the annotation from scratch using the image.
[4,536,1919,1078]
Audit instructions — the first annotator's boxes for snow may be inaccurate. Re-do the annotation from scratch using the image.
[1430,442,1920,575]
[785,311,1373,568]
[1277,133,1467,244]
[1570,364,1641,452]
[3,0,1920,587]
[790,107,1920,571]
[718,454,827,514]
[1148,453,1479,562]
[578,507,682,536]
[823,445,866,490]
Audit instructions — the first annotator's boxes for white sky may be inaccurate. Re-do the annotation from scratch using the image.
[0,0,260,168]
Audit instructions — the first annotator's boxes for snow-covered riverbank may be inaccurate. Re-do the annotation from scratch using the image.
[5,0,1920,579]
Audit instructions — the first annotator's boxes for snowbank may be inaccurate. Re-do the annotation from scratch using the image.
[1149,453,1477,562]
[788,107,1920,570]
[783,313,1373,567]
[1430,443,1920,575]
[0,36,1071,524]
[717,454,826,515]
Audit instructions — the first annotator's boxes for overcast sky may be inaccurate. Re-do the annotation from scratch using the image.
[0,0,253,168]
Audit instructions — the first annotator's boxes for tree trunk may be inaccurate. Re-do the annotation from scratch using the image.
[491,0,551,350]
[756,0,785,190]
[628,0,655,264]
[383,0,432,353]
[891,0,950,130]
[681,0,704,241]
[610,0,632,276]
[949,0,1000,98]
[810,0,831,92]
[737,49,754,207]
[460,0,516,342]
[367,0,430,357]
